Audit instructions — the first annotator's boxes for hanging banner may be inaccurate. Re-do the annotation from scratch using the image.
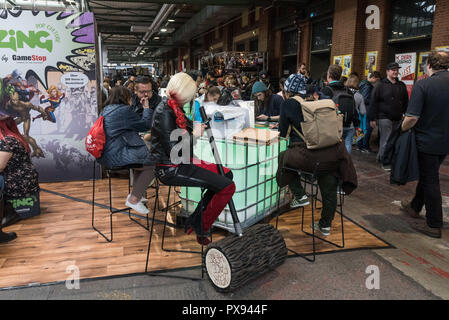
[417,52,431,81]
[0,10,98,182]
[365,51,378,77]
[395,52,416,97]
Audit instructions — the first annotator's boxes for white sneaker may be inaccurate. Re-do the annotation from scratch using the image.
[140,197,149,203]
[126,195,149,214]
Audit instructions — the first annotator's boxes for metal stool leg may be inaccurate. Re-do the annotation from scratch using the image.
[145,183,203,281]
[91,163,114,242]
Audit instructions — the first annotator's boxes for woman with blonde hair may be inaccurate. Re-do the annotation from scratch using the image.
[149,72,235,245]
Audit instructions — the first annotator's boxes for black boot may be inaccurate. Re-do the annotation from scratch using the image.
[1,201,22,228]
[0,230,17,243]
[0,197,17,243]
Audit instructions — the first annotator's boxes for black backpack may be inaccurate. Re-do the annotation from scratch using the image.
[328,87,357,128]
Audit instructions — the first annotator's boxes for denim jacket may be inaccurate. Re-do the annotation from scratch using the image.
[97,104,154,168]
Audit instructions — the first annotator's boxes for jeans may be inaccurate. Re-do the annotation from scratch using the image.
[358,123,373,150]
[289,174,339,228]
[411,152,447,228]
[342,127,355,154]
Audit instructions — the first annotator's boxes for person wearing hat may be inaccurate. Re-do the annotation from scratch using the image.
[276,74,358,237]
[367,62,409,170]
[252,81,283,122]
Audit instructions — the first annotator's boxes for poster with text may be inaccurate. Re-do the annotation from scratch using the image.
[365,51,378,77]
[342,55,352,77]
[0,10,98,182]
[395,52,416,97]
[417,52,431,81]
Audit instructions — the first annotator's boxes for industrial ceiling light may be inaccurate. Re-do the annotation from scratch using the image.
[161,28,168,32]
[168,19,175,22]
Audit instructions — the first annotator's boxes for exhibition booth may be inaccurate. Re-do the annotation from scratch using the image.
[0,8,391,291]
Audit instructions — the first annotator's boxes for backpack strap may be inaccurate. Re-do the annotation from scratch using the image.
[287,96,307,142]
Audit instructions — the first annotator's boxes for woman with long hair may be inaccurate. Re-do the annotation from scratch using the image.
[0,112,40,242]
[252,81,283,123]
[149,72,236,245]
[98,86,155,214]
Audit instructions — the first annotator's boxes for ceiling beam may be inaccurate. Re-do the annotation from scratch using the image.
[104,42,185,48]
[91,0,309,6]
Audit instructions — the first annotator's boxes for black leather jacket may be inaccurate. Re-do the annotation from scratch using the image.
[149,98,194,165]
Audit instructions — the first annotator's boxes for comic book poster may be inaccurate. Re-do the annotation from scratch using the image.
[395,52,416,97]
[0,10,98,182]
[342,55,352,76]
[417,52,431,81]
[333,55,342,66]
[365,51,378,77]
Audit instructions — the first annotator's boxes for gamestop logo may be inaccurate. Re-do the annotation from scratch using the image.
[12,54,47,62]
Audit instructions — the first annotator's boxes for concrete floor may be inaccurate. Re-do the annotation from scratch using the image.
[0,148,448,300]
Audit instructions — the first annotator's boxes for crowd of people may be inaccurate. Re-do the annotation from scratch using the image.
[1,51,447,246]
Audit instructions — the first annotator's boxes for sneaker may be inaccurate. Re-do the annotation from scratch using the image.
[290,195,310,209]
[140,197,149,203]
[360,148,370,154]
[312,222,331,237]
[381,164,392,172]
[126,195,149,214]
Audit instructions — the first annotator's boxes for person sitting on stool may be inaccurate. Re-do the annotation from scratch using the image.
[0,111,39,242]
[97,86,155,215]
[276,73,358,237]
[149,72,236,245]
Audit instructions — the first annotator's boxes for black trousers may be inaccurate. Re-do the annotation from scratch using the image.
[411,152,447,228]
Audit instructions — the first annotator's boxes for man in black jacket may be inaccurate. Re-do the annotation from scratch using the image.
[400,51,449,239]
[368,63,409,169]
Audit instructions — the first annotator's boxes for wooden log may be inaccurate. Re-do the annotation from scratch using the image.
[204,223,287,292]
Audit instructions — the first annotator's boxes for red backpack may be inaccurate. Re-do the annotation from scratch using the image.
[85,108,116,158]
[85,116,106,158]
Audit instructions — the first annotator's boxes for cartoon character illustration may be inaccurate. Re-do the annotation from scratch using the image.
[5,92,47,158]
[33,85,65,123]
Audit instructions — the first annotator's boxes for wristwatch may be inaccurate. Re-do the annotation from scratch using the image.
[267,116,272,122]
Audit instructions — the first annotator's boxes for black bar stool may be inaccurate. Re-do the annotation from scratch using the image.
[145,180,210,281]
[91,161,151,242]
[275,165,345,262]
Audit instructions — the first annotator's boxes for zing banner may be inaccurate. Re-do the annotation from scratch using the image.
[0,10,98,182]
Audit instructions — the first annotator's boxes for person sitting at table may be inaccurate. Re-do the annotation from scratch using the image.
[252,81,284,123]
[0,111,40,243]
[276,73,358,237]
[149,72,236,245]
[97,86,155,215]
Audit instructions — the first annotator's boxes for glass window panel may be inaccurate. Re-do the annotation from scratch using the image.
[311,18,333,51]
[389,0,436,39]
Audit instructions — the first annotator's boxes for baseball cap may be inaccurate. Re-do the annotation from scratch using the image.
[387,62,401,70]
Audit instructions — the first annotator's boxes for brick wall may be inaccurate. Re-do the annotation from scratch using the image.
[363,0,390,76]
[432,0,449,49]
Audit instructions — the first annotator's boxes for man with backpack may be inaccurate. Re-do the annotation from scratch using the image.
[276,73,357,237]
[321,64,360,154]
[368,62,409,170]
